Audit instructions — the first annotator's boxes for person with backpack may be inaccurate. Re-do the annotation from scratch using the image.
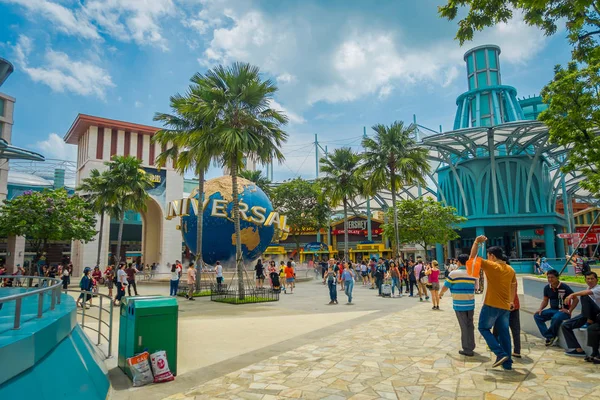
[415,258,429,302]
[76,267,93,309]
[375,259,386,296]
[326,265,338,305]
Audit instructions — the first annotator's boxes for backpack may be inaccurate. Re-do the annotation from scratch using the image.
[418,264,426,280]
[582,259,591,274]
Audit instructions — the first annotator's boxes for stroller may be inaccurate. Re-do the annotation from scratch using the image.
[270,271,281,293]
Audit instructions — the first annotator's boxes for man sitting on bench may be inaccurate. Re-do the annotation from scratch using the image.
[534,270,578,346]
[562,271,600,361]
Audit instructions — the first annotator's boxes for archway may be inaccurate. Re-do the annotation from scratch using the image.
[140,197,163,266]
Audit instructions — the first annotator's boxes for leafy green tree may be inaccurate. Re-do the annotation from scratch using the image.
[382,198,467,256]
[104,156,155,265]
[319,148,364,260]
[0,188,96,269]
[239,169,272,197]
[361,121,431,256]
[271,178,330,252]
[191,63,288,297]
[154,91,217,288]
[77,169,117,267]
[440,0,600,197]
[439,1,599,61]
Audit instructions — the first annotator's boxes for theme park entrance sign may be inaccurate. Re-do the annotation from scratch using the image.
[166,196,289,240]
[332,228,383,236]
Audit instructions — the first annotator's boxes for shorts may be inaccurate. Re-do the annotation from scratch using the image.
[361,272,367,277]
[430,282,440,291]
[286,278,295,283]
[107,280,114,289]
[256,274,265,280]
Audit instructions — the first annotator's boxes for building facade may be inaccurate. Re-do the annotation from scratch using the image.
[64,114,183,275]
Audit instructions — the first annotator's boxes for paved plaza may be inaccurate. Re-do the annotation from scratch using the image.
[106,278,600,400]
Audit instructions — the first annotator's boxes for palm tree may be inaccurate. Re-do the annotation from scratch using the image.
[239,169,272,197]
[191,63,288,298]
[77,169,116,268]
[153,93,216,288]
[319,147,363,261]
[104,155,155,265]
[361,121,430,256]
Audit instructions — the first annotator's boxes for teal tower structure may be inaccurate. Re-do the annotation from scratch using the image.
[422,45,576,269]
[454,45,524,129]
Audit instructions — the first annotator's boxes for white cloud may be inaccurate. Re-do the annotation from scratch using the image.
[268,99,305,125]
[34,133,77,161]
[2,0,101,40]
[14,35,115,99]
[82,0,176,50]
[135,100,143,108]
[378,85,393,100]
[196,7,551,108]
[3,0,175,49]
[276,73,296,84]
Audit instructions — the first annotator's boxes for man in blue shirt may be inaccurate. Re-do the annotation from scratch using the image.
[440,254,477,356]
[534,269,578,346]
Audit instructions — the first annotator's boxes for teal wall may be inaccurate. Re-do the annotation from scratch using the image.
[437,155,563,228]
[0,292,109,399]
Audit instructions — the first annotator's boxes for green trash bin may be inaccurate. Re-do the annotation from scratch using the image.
[117,296,178,379]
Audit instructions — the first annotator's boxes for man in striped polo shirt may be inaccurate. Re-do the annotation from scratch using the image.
[440,254,477,356]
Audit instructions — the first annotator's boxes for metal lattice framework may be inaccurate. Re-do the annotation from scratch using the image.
[8,159,77,188]
[421,120,592,206]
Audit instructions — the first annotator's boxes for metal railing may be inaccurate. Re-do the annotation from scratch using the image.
[0,276,63,330]
[64,289,114,359]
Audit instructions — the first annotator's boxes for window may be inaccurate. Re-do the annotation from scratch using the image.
[0,98,4,117]
[477,72,488,88]
[476,50,487,70]
[480,94,490,115]
[467,55,474,74]
[0,122,3,137]
[490,71,499,86]
[488,49,497,69]
[468,75,475,90]
[481,117,491,127]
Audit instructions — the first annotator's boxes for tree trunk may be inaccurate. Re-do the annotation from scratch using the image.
[96,212,104,267]
[343,197,349,261]
[390,173,400,258]
[116,213,125,266]
[231,159,245,299]
[195,169,205,290]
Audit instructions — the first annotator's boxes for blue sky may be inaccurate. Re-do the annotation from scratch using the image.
[0,0,572,181]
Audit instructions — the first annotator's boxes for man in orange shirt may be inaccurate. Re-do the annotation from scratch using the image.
[469,235,517,370]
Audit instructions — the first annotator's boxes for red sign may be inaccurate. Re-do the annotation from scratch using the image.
[574,227,600,245]
[332,228,383,236]
[535,229,544,236]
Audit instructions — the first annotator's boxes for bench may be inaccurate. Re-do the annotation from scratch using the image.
[521,277,593,355]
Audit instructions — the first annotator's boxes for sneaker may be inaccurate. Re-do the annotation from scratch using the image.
[420,298,423,302]
[425,296,430,301]
[408,295,414,297]
[492,356,509,368]
[328,301,334,305]
[189,297,195,301]
[564,349,586,357]
[458,350,474,357]
[432,306,436,310]
[334,300,338,304]
[545,337,557,347]
[502,365,513,371]
[580,324,589,331]
[512,353,522,358]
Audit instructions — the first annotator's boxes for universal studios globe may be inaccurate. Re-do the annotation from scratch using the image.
[180,176,277,266]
